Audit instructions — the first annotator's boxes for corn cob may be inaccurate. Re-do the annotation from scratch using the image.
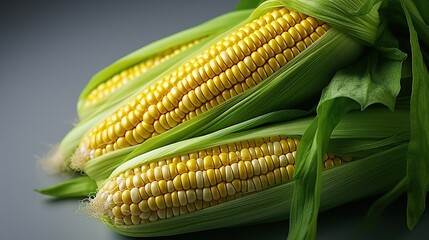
[83,107,410,237]
[71,7,332,170]
[84,38,204,109]
[90,135,350,226]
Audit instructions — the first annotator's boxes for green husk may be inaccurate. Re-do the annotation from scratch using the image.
[401,0,429,229]
[36,176,97,199]
[288,24,406,239]
[92,107,409,237]
[367,0,429,231]
[235,0,266,10]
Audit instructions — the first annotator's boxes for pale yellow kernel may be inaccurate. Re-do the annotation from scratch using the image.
[185,159,197,171]
[130,203,142,216]
[138,186,149,200]
[159,165,170,181]
[265,156,274,171]
[207,169,217,186]
[171,206,180,216]
[112,191,123,205]
[188,171,197,189]
[169,163,178,179]
[120,204,131,216]
[147,196,158,211]
[286,152,295,164]
[295,24,308,39]
[212,156,221,169]
[112,206,124,218]
[236,62,251,80]
[287,138,296,151]
[237,161,247,180]
[269,168,279,183]
[180,206,189,215]
[296,41,306,52]
[266,172,278,188]
[114,122,126,138]
[229,152,239,164]
[227,66,241,84]
[324,159,334,168]
[196,158,204,171]
[239,149,250,162]
[181,172,190,190]
[258,157,268,174]
[176,162,188,175]
[291,46,300,56]
[219,153,229,166]
[259,23,273,38]
[202,188,213,202]
[186,189,197,203]
[149,211,159,222]
[225,165,234,182]
[210,186,220,201]
[286,165,295,179]
[138,200,150,213]
[226,182,236,196]
[202,171,211,187]
[130,188,142,204]
[177,190,187,206]
[251,159,261,176]
[170,191,180,207]
[238,180,246,193]
[203,156,214,170]
[122,190,132,205]
[155,195,166,210]
[231,163,240,179]
[253,175,263,190]
[146,168,156,182]
[173,175,183,190]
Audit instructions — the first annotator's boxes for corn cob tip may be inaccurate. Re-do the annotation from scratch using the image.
[39,144,70,176]
[70,143,89,171]
[79,193,109,220]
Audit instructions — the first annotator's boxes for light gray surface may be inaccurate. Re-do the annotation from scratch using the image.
[0,1,428,239]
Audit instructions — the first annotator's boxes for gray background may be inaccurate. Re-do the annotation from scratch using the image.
[1,0,428,239]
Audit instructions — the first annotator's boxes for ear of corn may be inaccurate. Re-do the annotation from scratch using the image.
[82,107,410,237]
[77,9,254,120]
[63,0,381,182]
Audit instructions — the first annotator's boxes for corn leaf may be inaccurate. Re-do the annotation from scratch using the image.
[366,0,429,231]
[269,0,380,45]
[400,0,429,229]
[36,176,97,198]
[288,30,404,239]
[235,0,265,10]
